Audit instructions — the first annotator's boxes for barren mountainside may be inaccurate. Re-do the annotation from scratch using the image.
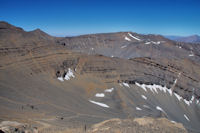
[0,21,200,133]
[166,35,200,44]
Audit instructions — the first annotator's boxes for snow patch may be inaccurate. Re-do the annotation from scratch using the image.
[167,89,173,96]
[141,95,147,100]
[57,77,64,82]
[191,95,195,101]
[171,120,176,123]
[184,114,190,121]
[135,82,147,92]
[136,107,142,110]
[143,105,150,108]
[105,88,114,93]
[128,33,141,41]
[184,99,190,106]
[135,82,194,106]
[151,41,160,45]
[174,93,182,101]
[174,79,177,84]
[122,82,130,88]
[89,100,109,108]
[95,93,105,97]
[156,106,166,114]
[189,51,194,57]
[145,42,151,44]
[64,68,75,80]
[190,95,195,104]
[125,36,131,41]
[135,82,174,95]
[121,45,127,48]
[196,100,199,104]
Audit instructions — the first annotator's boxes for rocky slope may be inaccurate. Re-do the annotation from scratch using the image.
[89,117,188,133]
[57,32,200,62]
[0,22,200,133]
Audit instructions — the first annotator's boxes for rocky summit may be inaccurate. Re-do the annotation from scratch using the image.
[0,21,200,133]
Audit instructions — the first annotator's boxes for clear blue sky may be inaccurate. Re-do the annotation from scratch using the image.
[1,0,200,36]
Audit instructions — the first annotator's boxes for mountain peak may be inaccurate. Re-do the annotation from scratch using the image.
[0,21,24,31]
[32,28,42,32]
[190,34,199,38]
[0,21,15,29]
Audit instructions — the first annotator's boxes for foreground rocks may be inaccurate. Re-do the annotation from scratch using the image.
[0,121,38,133]
[89,117,187,133]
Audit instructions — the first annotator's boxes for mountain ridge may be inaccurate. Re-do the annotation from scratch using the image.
[166,35,200,43]
[0,21,200,133]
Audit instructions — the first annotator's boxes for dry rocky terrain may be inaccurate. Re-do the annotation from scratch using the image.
[0,21,200,133]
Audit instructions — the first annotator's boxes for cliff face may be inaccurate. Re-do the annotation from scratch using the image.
[56,53,200,100]
[0,22,200,133]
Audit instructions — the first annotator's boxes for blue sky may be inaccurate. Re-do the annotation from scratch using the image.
[1,0,200,36]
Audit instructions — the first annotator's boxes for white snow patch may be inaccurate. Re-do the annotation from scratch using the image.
[58,77,64,82]
[89,100,109,108]
[136,107,142,110]
[64,68,75,80]
[174,79,177,84]
[145,42,151,44]
[121,45,127,48]
[135,82,170,94]
[184,99,190,106]
[190,95,195,104]
[122,82,130,88]
[125,36,131,41]
[184,114,190,121]
[135,82,193,106]
[196,100,199,104]
[141,95,147,100]
[91,48,94,50]
[111,55,114,58]
[105,88,114,93]
[191,95,195,101]
[174,93,182,101]
[171,120,176,123]
[156,106,166,114]
[135,82,147,92]
[143,105,150,108]
[167,89,173,96]
[128,33,141,41]
[95,93,105,97]
[147,84,158,93]
[179,46,182,48]
[151,41,160,45]
[189,54,194,57]
[178,72,181,77]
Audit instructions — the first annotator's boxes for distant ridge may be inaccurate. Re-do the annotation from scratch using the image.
[166,35,200,43]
